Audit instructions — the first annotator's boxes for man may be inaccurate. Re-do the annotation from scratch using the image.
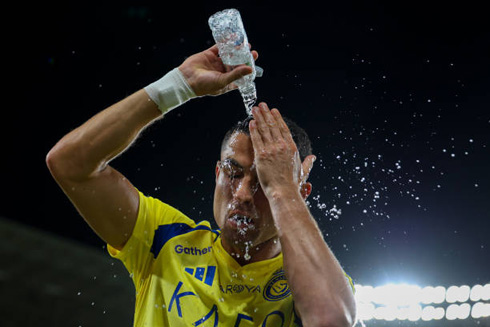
[46,44,356,326]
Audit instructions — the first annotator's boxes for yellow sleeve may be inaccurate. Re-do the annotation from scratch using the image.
[107,191,195,289]
[344,271,355,293]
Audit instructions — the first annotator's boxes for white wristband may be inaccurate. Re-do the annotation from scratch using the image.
[144,68,196,114]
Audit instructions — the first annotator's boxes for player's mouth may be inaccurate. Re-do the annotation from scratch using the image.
[227,213,255,228]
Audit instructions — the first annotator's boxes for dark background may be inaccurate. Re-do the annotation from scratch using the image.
[3,0,489,325]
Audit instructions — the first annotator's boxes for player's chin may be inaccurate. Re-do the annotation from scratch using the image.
[221,223,257,244]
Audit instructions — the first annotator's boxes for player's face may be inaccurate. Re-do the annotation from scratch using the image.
[213,132,277,251]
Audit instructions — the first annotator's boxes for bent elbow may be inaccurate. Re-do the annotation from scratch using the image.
[46,143,88,182]
[46,146,63,178]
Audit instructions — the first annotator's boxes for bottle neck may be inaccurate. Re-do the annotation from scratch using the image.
[239,82,256,94]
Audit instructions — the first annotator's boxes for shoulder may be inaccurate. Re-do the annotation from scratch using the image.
[138,191,195,226]
[152,220,219,249]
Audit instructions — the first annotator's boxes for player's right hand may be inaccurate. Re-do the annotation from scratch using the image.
[178,45,259,97]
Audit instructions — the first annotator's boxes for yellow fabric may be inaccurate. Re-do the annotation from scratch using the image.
[108,191,303,326]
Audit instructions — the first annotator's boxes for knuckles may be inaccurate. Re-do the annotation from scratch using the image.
[255,145,294,162]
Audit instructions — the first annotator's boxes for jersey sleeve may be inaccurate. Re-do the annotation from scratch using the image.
[344,271,355,293]
[107,191,196,289]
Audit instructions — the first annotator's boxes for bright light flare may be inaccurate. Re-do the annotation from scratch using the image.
[355,283,490,321]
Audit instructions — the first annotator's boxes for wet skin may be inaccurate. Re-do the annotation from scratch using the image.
[213,132,282,265]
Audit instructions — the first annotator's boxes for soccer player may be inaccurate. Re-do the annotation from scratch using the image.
[46,44,356,327]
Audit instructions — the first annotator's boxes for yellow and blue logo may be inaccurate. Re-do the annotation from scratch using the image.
[184,266,216,286]
[263,269,291,301]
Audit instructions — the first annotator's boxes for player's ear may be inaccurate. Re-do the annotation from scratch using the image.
[215,161,221,181]
[300,182,312,200]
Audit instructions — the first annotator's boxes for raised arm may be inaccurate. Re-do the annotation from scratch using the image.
[46,45,257,250]
[249,103,356,327]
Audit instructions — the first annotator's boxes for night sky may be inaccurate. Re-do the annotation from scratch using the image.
[8,0,489,290]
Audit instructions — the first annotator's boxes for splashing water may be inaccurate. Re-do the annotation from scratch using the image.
[243,241,252,261]
[310,194,342,220]
[241,85,257,115]
[236,218,255,236]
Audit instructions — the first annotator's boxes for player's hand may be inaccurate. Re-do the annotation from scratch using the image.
[178,44,258,96]
[249,102,316,199]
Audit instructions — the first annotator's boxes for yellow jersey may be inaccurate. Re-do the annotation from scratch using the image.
[108,191,350,326]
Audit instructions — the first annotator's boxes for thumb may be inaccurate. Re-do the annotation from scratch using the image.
[220,65,253,86]
[301,155,316,182]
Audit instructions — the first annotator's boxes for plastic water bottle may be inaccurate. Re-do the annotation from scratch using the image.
[208,8,263,115]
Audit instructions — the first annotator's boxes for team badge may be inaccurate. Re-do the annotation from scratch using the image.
[263,269,291,301]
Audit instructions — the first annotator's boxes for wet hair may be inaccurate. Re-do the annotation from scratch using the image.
[221,115,313,161]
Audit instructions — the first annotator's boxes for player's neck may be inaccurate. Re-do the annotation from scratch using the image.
[222,236,281,266]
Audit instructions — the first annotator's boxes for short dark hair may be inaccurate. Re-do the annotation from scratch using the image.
[221,115,313,161]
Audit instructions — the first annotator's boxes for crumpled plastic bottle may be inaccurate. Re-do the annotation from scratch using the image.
[209,8,263,115]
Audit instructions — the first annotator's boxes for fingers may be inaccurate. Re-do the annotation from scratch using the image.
[250,102,314,192]
[248,43,259,61]
[206,44,219,55]
[207,43,258,89]
[208,43,259,60]
[252,103,293,143]
[249,119,264,153]
[254,103,286,141]
[220,50,257,87]
[263,106,283,142]
[270,108,294,144]
[209,43,259,64]
[251,103,278,145]
[220,65,253,88]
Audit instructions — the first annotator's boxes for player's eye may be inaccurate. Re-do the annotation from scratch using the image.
[220,160,243,179]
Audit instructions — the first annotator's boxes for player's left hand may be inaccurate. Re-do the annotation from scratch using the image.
[249,102,316,199]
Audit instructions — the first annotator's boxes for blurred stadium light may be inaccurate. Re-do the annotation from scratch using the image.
[355,283,490,323]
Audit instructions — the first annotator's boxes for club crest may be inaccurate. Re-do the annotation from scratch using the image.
[263,269,291,301]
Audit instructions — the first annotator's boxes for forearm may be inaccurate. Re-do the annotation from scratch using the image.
[47,89,161,180]
[47,43,257,180]
[270,190,356,327]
